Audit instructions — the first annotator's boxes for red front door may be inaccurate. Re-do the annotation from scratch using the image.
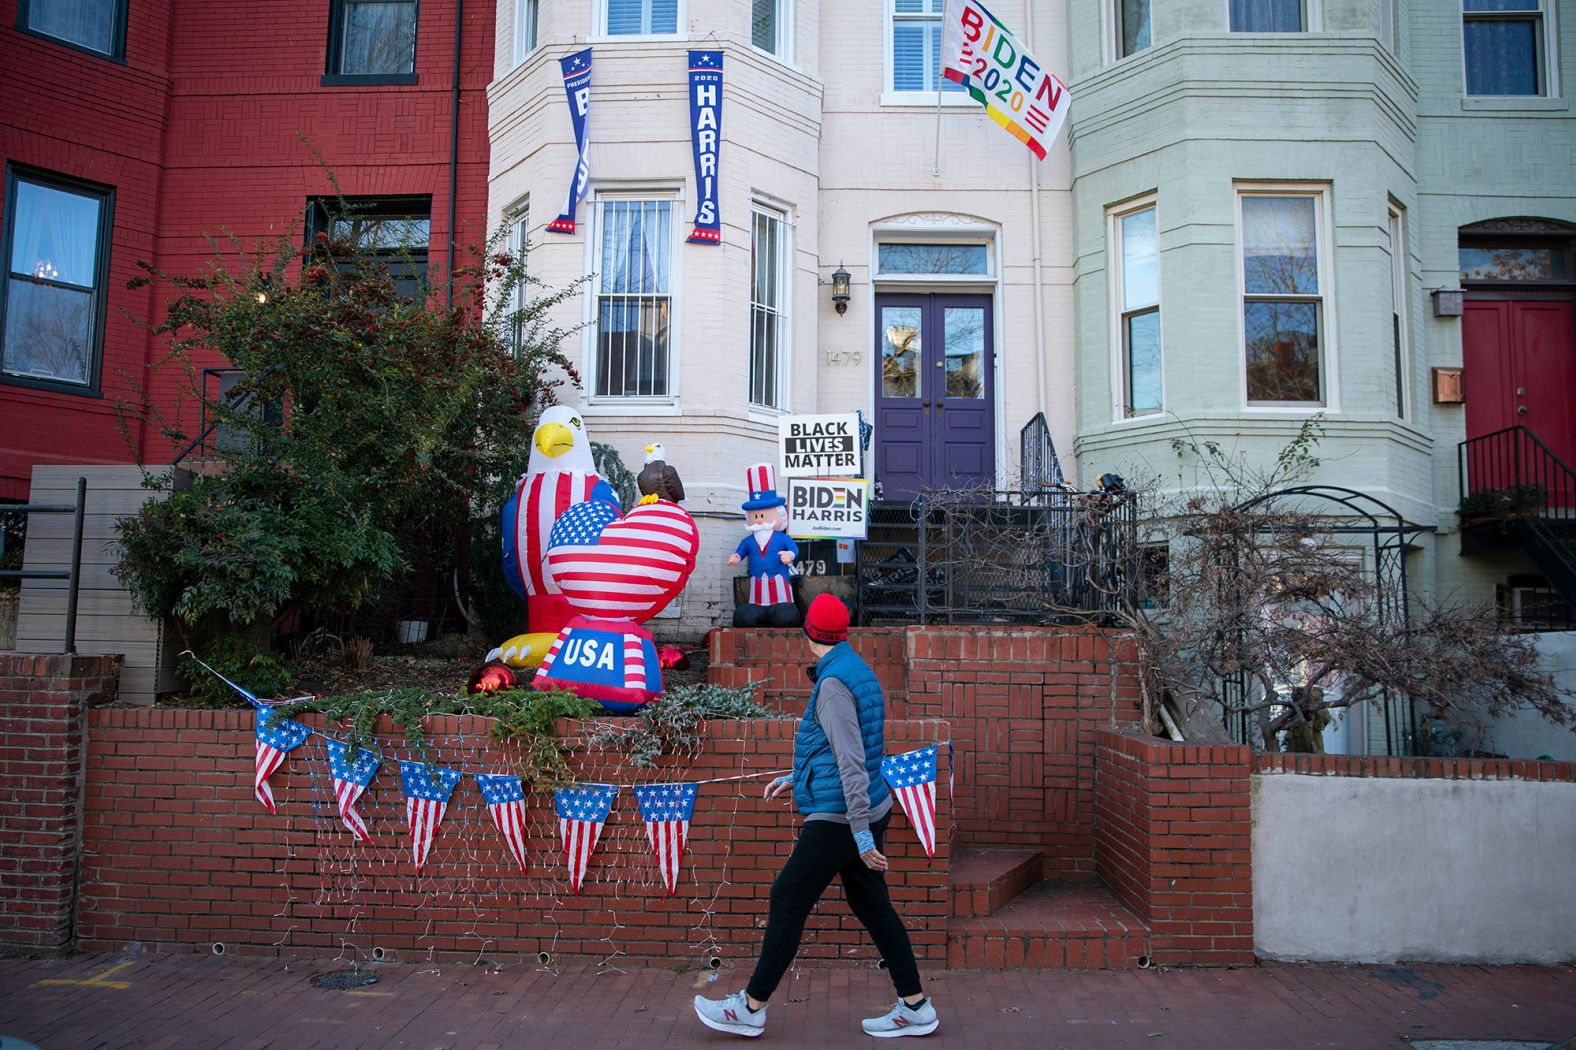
[1463,298,1576,465]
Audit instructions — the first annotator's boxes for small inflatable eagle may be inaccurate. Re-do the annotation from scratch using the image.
[638,442,686,505]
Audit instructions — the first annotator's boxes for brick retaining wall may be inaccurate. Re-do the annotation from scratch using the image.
[1092,730,1255,966]
[73,710,950,964]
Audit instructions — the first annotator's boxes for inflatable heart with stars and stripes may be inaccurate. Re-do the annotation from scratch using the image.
[543,498,700,623]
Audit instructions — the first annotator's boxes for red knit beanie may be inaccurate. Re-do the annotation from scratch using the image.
[804,593,850,644]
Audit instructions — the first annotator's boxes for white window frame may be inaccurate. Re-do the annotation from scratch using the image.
[507,201,529,357]
[1461,0,1558,99]
[750,0,794,64]
[513,0,538,65]
[749,200,792,413]
[873,236,995,283]
[1106,0,1153,63]
[1225,0,1320,33]
[1107,194,1163,422]
[582,187,683,410]
[1234,183,1337,412]
[882,0,975,108]
[1386,203,1410,421]
[594,0,685,40]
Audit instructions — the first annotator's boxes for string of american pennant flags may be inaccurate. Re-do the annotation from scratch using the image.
[198,654,946,898]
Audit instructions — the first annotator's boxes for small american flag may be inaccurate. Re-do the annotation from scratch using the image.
[254,711,311,813]
[545,500,700,621]
[555,783,617,894]
[631,782,699,895]
[476,773,531,873]
[399,762,462,874]
[881,746,939,858]
[324,738,381,845]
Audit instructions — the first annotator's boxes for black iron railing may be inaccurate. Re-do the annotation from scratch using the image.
[171,365,284,466]
[0,477,87,652]
[1458,425,1576,601]
[1459,424,1576,515]
[856,489,1137,626]
[1018,412,1065,491]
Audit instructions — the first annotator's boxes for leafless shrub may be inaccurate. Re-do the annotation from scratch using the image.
[922,419,1574,752]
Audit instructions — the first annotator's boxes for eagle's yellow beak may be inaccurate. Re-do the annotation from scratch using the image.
[535,422,575,458]
[644,444,656,454]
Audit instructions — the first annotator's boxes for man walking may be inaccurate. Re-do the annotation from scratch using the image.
[694,594,938,1039]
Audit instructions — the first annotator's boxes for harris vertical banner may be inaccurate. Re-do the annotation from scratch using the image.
[686,50,723,244]
[546,48,594,235]
[941,0,1070,160]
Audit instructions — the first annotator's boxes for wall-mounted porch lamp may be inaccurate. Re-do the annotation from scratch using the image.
[831,264,851,315]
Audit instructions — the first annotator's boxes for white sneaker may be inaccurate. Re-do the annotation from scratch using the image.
[694,989,767,1038]
[861,998,939,1038]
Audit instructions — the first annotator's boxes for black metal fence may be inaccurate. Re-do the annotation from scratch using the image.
[855,489,1137,626]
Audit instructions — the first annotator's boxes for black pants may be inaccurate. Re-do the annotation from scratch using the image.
[746,812,923,1002]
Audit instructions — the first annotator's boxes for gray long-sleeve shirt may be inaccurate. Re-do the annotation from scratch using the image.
[804,677,893,838]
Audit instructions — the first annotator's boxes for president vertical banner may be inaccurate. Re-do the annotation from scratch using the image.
[546,48,593,235]
[686,50,723,244]
[941,0,1070,160]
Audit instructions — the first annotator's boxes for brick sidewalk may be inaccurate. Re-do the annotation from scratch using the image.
[1,953,1572,1049]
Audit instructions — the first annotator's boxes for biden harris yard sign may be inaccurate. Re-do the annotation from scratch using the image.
[788,478,868,540]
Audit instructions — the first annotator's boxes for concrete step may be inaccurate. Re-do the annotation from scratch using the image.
[947,879,1152,970]
[948,847,1042,918]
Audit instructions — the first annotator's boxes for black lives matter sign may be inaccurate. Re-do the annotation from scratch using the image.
[778,413,860,477]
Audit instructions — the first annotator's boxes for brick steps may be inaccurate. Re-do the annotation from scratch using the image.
[946,878,1152,970]
[948,847,1042,918]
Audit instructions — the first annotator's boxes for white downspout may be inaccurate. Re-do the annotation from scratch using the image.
[1024,0,1051,449]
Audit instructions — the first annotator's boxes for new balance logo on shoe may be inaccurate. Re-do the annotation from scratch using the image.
[724,1009,738,1022]
[893,1016,909,1028]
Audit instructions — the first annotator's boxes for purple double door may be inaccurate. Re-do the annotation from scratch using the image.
[873,292,995,499]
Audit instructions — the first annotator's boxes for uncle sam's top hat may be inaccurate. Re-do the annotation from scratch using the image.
[741,463,787,511]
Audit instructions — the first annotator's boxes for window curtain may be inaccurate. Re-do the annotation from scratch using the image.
[27,0,115,53]
[1464,18,1539,94]
[340,1,417,75]
[1229,0,1302,32]
[1121,0,1151,55]
[600,201,670,295]
[9,182,100,289]
[1242,197,1318,296]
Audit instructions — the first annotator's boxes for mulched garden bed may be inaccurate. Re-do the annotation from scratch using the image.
[156,632,711,707]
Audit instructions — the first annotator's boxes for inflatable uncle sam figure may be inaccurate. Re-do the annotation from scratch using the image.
[502,405,620,634]
[729,464,801,629]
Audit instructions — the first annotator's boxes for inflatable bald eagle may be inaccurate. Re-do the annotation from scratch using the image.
[502,405,620,634]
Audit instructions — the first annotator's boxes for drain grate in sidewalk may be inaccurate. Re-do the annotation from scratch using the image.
[310,970,379,990]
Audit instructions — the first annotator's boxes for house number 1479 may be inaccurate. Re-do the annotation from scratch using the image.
[825,350,863,366]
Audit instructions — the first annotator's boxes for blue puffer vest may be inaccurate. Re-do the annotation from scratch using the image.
[792,642,890,816]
